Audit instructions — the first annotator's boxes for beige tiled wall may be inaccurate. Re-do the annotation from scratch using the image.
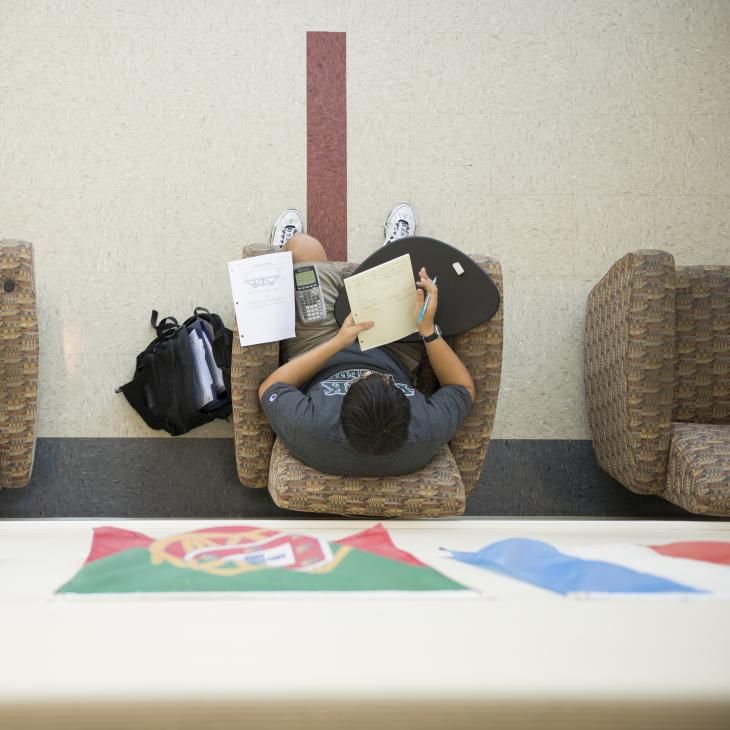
[1,1,729,439]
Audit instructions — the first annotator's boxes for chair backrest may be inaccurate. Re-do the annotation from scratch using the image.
[0,240,39,489]
[584,250,677,495]
[673,266,730,426]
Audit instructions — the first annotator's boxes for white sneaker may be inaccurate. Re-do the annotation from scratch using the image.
[270,209,304,249]
[383,203,416,246]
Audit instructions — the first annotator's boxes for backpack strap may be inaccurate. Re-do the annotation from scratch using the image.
[150,309,179,337]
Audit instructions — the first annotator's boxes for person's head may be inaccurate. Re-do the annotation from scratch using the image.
[340,371,411,456]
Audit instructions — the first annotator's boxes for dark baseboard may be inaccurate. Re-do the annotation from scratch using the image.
[0,437,706,520]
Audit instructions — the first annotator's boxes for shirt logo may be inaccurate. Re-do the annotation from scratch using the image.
[269,393,278,402]
[319,368,414,397]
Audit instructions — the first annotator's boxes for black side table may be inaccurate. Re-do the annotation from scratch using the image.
[334,237,500,342]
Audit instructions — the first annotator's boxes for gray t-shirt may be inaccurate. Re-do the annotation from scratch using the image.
[261,344,472,476]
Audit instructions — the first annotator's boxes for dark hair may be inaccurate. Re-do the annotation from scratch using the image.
[340,375,411,456]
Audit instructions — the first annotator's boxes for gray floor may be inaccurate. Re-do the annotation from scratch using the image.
[0,438,701,519]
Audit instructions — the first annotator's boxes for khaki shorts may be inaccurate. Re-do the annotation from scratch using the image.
[282,261,423,376]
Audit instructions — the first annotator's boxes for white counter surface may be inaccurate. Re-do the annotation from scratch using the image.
[1,518,729,729]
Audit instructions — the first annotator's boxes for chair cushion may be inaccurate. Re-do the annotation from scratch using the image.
[665,423,730,515]
[268,439,466,518]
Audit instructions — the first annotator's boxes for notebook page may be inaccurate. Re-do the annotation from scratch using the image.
[344,253,417,351]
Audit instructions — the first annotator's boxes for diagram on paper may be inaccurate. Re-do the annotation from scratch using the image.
[244,263,282,289]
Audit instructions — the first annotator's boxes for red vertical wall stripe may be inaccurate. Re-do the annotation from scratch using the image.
[306,32,347,261]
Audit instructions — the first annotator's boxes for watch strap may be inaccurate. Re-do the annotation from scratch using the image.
[421,324,441,343]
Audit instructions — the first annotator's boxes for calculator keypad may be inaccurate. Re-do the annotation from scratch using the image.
[299,289,325,320]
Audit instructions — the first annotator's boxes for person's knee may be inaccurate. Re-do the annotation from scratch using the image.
[284,233,328,263]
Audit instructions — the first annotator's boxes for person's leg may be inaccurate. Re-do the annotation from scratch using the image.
[284,233,328,263]
[280,233,345,362]
[278,202,422,368]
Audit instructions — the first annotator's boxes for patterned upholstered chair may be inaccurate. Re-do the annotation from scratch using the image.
[231,243,503,517]
[584,250,730,515]
[0,240,39,489]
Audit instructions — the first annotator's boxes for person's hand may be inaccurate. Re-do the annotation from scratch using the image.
[415,267,438,336]
[336,313,374,348]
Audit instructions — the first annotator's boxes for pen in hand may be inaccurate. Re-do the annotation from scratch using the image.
[417,275,437,323]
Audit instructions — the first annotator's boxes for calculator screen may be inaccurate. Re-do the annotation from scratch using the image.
[295,269,317,287]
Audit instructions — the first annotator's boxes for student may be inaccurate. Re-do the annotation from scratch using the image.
[258,205,475,476]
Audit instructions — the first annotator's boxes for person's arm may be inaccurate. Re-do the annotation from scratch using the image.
[415,267,476,402]
[258,314,374,401]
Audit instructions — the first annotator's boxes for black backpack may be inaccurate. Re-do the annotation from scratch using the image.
[117,307,233,436]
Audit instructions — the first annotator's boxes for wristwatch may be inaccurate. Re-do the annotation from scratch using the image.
[420,324,442,343]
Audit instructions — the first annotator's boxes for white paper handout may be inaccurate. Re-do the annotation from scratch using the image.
[344,253,418,351]
[228,251,296,347]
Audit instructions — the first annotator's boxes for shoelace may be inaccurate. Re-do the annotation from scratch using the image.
[280,224,297,246]
[387,219,410,242]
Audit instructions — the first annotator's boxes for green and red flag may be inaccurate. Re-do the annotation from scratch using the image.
[57,523,466,594]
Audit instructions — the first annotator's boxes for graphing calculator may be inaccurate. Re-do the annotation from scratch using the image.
[294,265,327,323]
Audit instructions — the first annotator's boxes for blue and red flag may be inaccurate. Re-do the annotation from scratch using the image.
[443,538,730,597]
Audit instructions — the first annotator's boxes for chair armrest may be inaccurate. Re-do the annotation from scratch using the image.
[673,265,730,425]
[448,255,503,494]
[231,248,357,488]
[584,250,676,495]
[230,243,282,488]
[231,332,278,488]
[0,240,39,489]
